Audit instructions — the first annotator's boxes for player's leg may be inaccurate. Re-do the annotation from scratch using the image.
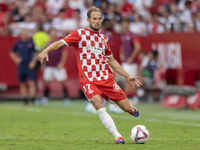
[102,80,139,117]
[81,83,125,144]
[41,67,53,104]
[90,95,125,144]
[28,80,37,103]
[18,71,28,104]
[55,68,70,105]
[28,69,37,104]
[19,82,28,104]
[115,98,139,117]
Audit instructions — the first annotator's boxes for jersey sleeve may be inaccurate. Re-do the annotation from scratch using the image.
[61,30,80,47]
[132,33,139,44]
[31,40,38,53]
[105,40,113,58]
[11,42,18,52]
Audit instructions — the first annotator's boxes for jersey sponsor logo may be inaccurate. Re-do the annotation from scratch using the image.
[86,46,104,53]
[113,83,120,92]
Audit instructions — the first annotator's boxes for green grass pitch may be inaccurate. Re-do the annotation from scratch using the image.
[0,100,200,150]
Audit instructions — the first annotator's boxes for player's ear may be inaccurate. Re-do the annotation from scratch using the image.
[87,17,90,23]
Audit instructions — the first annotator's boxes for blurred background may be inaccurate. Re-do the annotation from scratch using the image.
[0,0,200,109]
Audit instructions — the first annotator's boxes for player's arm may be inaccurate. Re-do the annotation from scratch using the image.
[127,41,141,64]
[38,40,65,64]
[119,45,124,62]
[29,52,39,69]
[108,56,141,88]
[9,43,22,64]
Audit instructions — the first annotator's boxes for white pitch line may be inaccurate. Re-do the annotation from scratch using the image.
[0,137,200,141]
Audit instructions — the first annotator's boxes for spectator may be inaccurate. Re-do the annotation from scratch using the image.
[0,12,10,36]
[149,0,160,14]
[129,12,146,35]
[159,6,178,32]
[51,8,67,37]
[133,0,152,18]
[46,0,64,16]
[40,28,70,105]
[195,9,200,31]
[61,0,75,18]
[105,3,122,23]
[147,13,165,34]
[120,18,141,104]
[169,2,182,32]
[99,0,109,16]
[119,0,134,18]
[9,29,38,105]
[181,0,194,32]
[10,14,36,37]
[62,9,88,35]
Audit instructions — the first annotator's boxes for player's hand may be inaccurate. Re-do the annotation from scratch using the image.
[127,58,133,64]
[28,61,35,69]
[15,57,22,64]
[57,63,63,69]
[127,76,142,88]
[38,52,49,64]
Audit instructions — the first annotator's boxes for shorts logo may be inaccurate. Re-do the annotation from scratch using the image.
[113,83,120,92]
[88,89,94,94]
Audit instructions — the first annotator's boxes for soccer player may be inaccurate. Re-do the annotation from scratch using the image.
[38,6,141,144]
[10,30,38,104]
[120,18,141,104]
[40,28,70,105]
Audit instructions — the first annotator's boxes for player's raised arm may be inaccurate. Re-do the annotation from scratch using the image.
[38,40,65,64]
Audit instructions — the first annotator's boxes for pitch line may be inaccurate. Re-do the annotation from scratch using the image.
[0,137,200,141]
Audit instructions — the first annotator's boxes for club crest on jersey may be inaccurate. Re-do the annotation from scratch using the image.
[27,42,32,47]
[113,83,120,92]
[101,38,106,45]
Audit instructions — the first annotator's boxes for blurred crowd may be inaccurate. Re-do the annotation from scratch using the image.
[1,0,200,37]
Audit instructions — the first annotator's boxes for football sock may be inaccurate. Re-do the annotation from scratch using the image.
[23,98,28,104]
[44,86,50,97]
[62,86,68,98]
[30,98,35,103]
[97,107,122,139]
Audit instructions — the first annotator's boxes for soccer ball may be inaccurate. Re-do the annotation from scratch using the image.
[130,125,150,144]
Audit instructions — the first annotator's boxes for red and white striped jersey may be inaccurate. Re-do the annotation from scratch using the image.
[61,28,114,83]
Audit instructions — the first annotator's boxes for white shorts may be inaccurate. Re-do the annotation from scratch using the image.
[121,62,138,76]
[43,66,67,81]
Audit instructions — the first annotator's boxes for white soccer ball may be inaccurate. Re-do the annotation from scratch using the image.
[130,125,150,144]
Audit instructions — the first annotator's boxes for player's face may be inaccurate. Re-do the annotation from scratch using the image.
[87,11,103,32]
[20,30,28,41]
[50,30,57,40]
[122,21,130,32]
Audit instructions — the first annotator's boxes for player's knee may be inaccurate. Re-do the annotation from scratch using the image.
[90,96,104,110]
[28,80,35,86]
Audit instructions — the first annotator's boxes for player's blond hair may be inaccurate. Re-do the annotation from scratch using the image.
[87,6,103,19]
